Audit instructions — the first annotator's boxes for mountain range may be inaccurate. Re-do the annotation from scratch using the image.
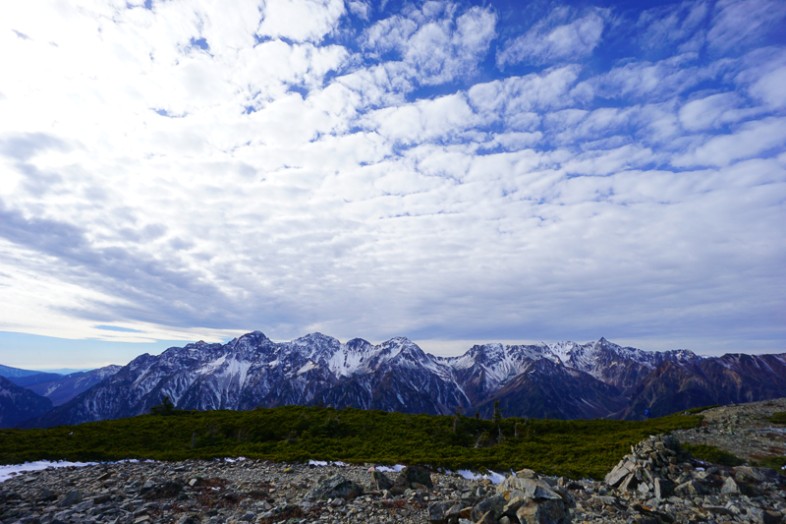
[5,332,784,428]
[0,365,121,427]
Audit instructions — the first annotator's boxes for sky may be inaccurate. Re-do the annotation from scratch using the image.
[0,0,785,369]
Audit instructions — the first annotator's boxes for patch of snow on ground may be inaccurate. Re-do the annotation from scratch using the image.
[0,461,98,483]
[375,464,406,473]
[456,469,506,484]
[308,460,347,467]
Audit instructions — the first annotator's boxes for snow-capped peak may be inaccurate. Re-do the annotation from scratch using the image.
[546,341,581,363]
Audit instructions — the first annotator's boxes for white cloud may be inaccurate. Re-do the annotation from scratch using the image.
[497,7,605,67]
[749,65,786,109]
[257,0,345,43]
[707,0,786,53]
[561,144,656,177]
[364,93,477,144]
[679,93,742,131]
[585,53,716,102]
[674,117,786,167]
[364,4,496,86]
[468,66,581,123]
[347,1,370,20]
[636,0,709,53]
[237,39,348,106]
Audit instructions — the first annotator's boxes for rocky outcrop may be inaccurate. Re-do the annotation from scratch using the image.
[603,434,785,523]
[672,397,786,462]
[426,468,573,524]
[603,434,683,498]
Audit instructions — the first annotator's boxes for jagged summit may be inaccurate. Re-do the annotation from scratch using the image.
[21,332,786,428]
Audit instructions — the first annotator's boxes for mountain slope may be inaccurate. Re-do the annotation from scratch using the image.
[0,376,53,428]
[624,353,786,418]
[23,366,123,406]
[475,358,627,419]
[0,364,40,378]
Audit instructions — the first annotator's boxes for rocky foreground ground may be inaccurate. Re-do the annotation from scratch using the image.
[672,398,786,463]
[1,399,785,524]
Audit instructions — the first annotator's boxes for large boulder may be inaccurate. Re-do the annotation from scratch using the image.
[304,475,363,501]
[392,465,433,493]
[492,471,572,524]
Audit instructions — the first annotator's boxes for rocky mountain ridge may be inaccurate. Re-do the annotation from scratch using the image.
[22,332,786,428]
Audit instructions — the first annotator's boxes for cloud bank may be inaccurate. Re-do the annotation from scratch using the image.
[0,0,784,365]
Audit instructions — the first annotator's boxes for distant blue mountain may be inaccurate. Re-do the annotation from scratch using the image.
[23,366,122,406]
[0,376,52,428]
[0,364,52,378]
[0,364,122,408]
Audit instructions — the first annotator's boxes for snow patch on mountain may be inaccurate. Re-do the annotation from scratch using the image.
[297,361,318,375]
[199,355,227,375]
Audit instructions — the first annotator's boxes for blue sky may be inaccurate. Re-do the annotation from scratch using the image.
[0,0,784,369]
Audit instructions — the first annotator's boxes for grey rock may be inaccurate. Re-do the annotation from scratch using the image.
[762,510,784,524]
[470,494,505,521]
[59,490,82,507]
[734,466,771,483]
[140,479,184,500]
[427,500,460,523]
[704,505,734,516]
[619,471,638,492]
[653,477,674,499]
[498,476,562,501]
[720,476,740,494]
[632,503,675,523]
[36,488,58,502]
[674,479,707,497]
[515,498,571,524]
[370,469,394,491]
[394,465,433,492]
[305,474,363,501]
[605,460,634,487]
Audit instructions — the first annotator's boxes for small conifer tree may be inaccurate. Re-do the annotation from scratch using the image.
[151,395,176,416]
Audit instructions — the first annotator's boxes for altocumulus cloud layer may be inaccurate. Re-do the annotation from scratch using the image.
[0,0,785,365]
